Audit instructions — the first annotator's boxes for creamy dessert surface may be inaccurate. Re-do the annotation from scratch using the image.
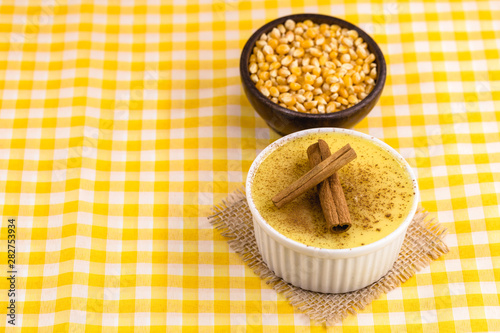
[252,132,415,249]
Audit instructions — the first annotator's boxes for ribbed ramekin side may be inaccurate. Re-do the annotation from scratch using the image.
[253,216,410,293]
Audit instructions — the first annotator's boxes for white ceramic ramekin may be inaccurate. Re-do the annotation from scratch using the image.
[246,128,419,293]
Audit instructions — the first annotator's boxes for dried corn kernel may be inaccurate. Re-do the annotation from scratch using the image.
[249,19,377,114]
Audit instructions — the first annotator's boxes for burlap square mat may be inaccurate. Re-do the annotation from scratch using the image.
[208,188,449,324]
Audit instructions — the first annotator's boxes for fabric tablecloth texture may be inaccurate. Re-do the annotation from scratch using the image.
[0,0,499,332]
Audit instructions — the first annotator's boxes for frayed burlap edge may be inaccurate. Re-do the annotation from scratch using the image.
[208,187,449,325]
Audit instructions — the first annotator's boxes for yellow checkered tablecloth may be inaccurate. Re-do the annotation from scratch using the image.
[0,0,499,331]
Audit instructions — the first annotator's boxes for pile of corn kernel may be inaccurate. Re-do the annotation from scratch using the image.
[248,19,378,114]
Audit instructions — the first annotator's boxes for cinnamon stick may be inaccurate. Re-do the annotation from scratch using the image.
[272,144,356,208]
[306,142,341,232]
[317,139,352,233]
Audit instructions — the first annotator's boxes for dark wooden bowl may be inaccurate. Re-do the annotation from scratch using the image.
[240,13,386,136]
